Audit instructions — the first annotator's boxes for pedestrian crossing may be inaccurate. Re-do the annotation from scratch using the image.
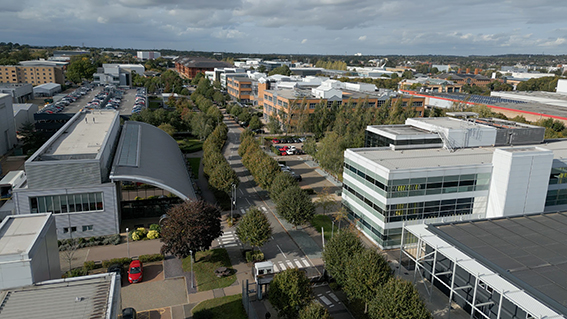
[216,230,241,248]
[272,257,311,272]
[315,290,341,308]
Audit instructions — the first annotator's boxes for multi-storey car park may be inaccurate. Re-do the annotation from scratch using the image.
[340,114,567,249]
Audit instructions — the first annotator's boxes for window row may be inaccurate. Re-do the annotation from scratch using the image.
[549,167,567,185]
[364,131,442,148]
[343,184,475,223]
[30,192,104,214]
[545,188,567,206]
[62,225,94,233]
[344,162,489,198]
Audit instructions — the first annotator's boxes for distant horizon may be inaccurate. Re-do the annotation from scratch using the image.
[1,1,566,57]
[7,43,567,60]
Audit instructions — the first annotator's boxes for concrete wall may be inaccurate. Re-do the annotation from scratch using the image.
[0,95,17,156]
[26,161,102,189]
[29,216,60,282]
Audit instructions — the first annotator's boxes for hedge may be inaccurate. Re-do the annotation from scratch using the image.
[58,234,121,251]
[100,254,165,268]
[245,250,265,263]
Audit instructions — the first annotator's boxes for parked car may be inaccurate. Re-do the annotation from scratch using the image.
[272,138,280,144]
[122,308,138,319]
[127,260,143,283]
[285,171,302,182]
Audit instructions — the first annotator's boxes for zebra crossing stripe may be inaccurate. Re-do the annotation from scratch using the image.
[294,260,303,268]
[279,262,286,271]
[260,206,268,212]
[272,263,279,272]
[301,259,310,267]
[240,209,246,215]
[286,261,294,268]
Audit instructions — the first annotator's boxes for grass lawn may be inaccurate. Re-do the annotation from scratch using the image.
[191,294,247,319]
[178,138,203,153]
[310,214,334,241]
[183,248,236,291]
[187,157,201,176]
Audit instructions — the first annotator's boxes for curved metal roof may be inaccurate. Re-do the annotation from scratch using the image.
[110,121,196,201]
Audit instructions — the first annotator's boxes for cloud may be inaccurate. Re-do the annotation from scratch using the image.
[1,0,567,55]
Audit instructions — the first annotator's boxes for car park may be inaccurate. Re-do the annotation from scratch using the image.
[272,138,280,144]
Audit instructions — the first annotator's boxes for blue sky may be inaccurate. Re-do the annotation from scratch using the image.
[1,0,567,56]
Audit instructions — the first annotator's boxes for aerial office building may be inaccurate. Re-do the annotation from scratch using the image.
[341,116,566,249]
[12,110,196,239]
[0,94,17,156]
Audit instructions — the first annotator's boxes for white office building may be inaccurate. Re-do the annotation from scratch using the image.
[341,116,567,249]
[137,51,161,60]
[93,64,145,87]
[0,214,60,290]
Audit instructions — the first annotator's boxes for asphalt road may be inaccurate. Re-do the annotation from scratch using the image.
[222,116,318,274]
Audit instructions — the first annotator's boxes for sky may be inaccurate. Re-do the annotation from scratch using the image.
[1,0,567,56]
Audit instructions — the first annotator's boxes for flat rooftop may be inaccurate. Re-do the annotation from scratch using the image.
[44,111,117,157]
[348,139,567,171]
[433,212,567,314]
[0,214,49,257]
[368,125,436,136]
[0,273,117,319]
[410,117,491,130]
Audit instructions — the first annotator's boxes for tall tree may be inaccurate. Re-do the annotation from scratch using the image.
[269,268,313,319]
[276,186,315,227]
[322,229,364,286]
[344,248,392,313]
[235,207,272,250]
[298,301,332,319]
[369,277,432,319]
[160,200,223,258]
[248,115,262,130]
[269,172,298,203]
[66,55,97,83]
[208,160,239,195]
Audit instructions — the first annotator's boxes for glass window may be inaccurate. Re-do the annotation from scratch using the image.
[68,195,76,212]
[71,227,77,232]
[60,196,68,213]
[89,193,96,211]
[83,225,93,231]
[74,194,83,212]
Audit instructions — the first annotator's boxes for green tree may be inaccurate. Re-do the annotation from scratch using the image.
[191,72,204,86]
[298,301,331,319]
[302,137,317,156]
[208,160,239,195]
[344,248,392,313]
[66,55,97,83]
[267,115,281,134]
[257,65,267,73]
[315,187,337,215]
[160,200,223,258]
[269,268,313,319]
[269,172,298,203]
[158,123,176,136]
[322,229,364,286]
[248,115,262,130]
[235,207,272,250]
[276,186,315,227]
[369,277,432,319]
[268,65,292,76]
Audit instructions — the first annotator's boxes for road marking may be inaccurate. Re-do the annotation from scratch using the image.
[319,296,333,307]
[278,262,286,271]
[294,260,303,268]
[260,206,268,212]
[223,243,238,247]
[240,209,246,215]
[301,258,310,267]
[239,189,244,195]
[328,293,339,303]
[273,263,279,272]
[245,198,251,205]
[276,244,286,258]
[286,261,294,268]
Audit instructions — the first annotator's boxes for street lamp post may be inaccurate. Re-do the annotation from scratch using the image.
[190,250,194,289]
[126,227,130,258]
[231,184,236,220]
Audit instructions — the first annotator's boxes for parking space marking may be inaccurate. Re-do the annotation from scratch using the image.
[294,260,303,268]
[286,261,294,268]
[301,259,310,267]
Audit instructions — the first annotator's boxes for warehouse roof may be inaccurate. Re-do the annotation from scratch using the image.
[0,273,119,319]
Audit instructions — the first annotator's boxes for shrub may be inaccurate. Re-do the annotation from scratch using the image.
[149,224,161,233]
[139,253,165,263]
[192,309,214,319]
[83,261,97,271]
[58,234,121,251]
[137,227,148,236]
[147,230,159,239]
[132,232,141,241]
[102,257,132,268]
[63,267,88,278]
[245,250,265,263]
